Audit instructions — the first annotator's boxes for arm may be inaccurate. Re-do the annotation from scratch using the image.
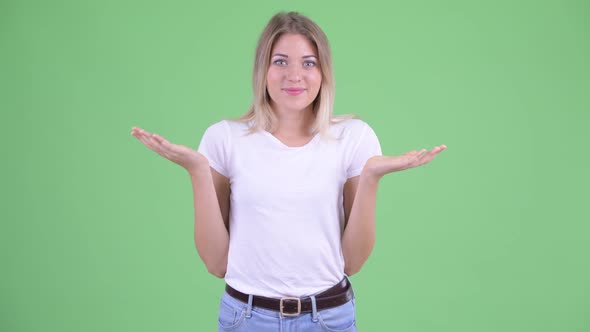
[189,163,230,278]
[341,145,447,276]
[131,126,231,279]
[341,173,379,276]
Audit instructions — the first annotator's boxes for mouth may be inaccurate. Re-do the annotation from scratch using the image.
[282,88,305,96]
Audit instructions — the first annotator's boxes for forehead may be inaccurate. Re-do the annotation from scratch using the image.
[271,33,318,55]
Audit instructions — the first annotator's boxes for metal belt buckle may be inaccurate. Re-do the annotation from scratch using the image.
[280,297,301,316]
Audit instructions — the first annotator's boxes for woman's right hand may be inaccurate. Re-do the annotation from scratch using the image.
[131,126,209,174]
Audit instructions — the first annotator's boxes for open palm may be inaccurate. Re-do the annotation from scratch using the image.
[364,145,447,179]
[131,126,207,173]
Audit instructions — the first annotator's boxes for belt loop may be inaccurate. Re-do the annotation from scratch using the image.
[245,294,253,318]
[310,295,318,322]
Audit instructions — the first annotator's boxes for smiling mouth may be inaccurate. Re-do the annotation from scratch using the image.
[283,88,305,95]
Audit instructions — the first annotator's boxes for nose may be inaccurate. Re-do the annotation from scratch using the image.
[285,65,302,82]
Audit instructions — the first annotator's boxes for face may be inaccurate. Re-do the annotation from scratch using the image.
[266,33,322,114]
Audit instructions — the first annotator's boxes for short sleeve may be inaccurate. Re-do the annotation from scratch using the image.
[197,120,231,177]
[346,122,382,178]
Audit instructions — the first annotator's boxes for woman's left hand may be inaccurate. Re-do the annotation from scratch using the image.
[363,144,447,181]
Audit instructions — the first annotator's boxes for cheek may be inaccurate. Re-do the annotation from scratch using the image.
[310,71,322,91]
[266,69,281,87]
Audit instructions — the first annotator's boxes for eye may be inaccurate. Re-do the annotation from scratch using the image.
[273,59,287,66]
[303,61,317,67]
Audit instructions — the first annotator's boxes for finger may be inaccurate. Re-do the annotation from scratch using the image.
[149,133,177,159]
[140,128,155,138]
[404,149,425,168]
[133,128,148,141]
[134,128,151,141]
[137,133,158,151]
[148,134,167,152]
[131,127,143,137]
[134,129,172,159]
[418,146,445,165]
[414,148,427,160]
[136,130,162,151]
[141,131,159,150]
[432,145,446,154]
[152,133,170,146]
[150,133,173,153]
[407,148,428,166]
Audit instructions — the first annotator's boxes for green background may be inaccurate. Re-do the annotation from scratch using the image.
[2,0,589,331]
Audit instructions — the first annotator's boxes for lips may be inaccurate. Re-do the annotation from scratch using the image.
[283,88,305,96]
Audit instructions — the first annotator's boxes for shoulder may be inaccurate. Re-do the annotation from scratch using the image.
[202,120,228,135]
[329,118,373,139]
[223,119,251,133]
[203,119,250,137]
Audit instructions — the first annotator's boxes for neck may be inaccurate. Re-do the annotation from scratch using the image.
[270,104,315,137]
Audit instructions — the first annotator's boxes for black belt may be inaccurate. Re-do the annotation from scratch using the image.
[225,277,353,316]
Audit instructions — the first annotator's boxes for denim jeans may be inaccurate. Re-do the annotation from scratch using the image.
[217,285,357,332]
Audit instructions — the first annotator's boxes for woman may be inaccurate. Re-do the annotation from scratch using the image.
[131,11,445,332]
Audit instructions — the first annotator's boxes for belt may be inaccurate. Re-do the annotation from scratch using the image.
[224,277,354,317]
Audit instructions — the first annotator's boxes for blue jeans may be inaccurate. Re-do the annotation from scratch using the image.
[217,287,357,332]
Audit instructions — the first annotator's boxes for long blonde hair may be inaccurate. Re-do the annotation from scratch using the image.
[238,11,354,137]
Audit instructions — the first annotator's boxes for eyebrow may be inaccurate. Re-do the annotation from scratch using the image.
[272,53,318,59]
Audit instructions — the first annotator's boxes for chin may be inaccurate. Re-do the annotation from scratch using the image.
[289,104,314,112]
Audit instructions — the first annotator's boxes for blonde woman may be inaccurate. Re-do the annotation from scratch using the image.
[131,11,446,332]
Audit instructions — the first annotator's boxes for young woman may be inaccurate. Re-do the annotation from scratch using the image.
[131,11,445,332]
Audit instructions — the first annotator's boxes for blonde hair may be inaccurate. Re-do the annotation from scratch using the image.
[238,11,355,137]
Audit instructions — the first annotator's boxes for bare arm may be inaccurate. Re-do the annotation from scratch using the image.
[341,145,447,276]
[341,174,378,276]
[189,164,230,278]
[131,126,229,278]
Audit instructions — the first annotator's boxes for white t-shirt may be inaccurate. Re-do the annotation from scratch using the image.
[197,118,382,298]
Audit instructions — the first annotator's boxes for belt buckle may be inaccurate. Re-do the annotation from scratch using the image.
[279,297,301,317]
